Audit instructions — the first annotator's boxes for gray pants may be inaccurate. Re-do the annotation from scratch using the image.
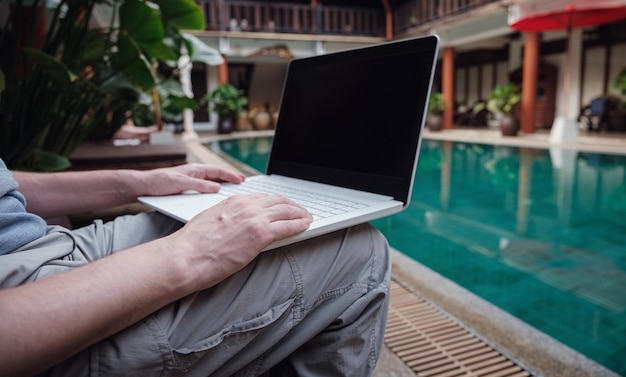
[0,212,391,377]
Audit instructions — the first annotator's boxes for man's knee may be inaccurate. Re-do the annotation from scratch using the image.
[338,223,390,285]
[284,223,390,305]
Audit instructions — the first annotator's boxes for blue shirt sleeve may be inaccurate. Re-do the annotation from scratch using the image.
[0,159,47,255]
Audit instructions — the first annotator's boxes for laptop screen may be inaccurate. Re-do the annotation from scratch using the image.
[267,36,439,204]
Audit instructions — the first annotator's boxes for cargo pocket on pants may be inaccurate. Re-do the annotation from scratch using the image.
[172,297,295,374]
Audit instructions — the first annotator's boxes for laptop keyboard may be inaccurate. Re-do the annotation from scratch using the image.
[218,180,369,220]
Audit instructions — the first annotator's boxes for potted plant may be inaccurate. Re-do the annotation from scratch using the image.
[609,66,626,131]
[612,67,626,101]
[0,0,208,171]
[474,83,522,136]
[208,84,249,134]
[426,92,447,131]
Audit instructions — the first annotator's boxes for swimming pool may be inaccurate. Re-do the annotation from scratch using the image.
[208,135,626,376]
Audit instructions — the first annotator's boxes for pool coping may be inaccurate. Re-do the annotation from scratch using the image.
[185,130,622,377]
[421,128,626,156]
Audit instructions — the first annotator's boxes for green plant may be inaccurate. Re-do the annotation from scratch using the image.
[428,92,448,115]
[612,66,626,108]
[474,83,521,115]
[208,84,248,120]
[0,0,210,171]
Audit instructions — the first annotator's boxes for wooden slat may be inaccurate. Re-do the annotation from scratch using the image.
[385,280,534,377]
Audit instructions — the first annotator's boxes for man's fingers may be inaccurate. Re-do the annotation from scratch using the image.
[179,177,222,193]
[266,202,312,221]
[251,194,312,220]
[263,197,313,241]
[268,217,313,241]
[188,164,246,183]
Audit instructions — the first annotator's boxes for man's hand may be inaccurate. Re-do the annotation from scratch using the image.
[167,193,313,289]
[134,163,246,197]
[14,163,247,218]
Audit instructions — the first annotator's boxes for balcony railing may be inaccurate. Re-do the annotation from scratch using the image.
[196,0,502,38]
[393,0,501,34]
[197,0,386,37]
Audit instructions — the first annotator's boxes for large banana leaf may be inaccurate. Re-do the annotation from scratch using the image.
[23,48,77,85]
[0,0,206,171]
[119,0,164,59]
[155,0,206,30]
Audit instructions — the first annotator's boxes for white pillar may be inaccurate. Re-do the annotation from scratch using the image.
[550,28,582,145]
[566,28,583,120]
[179,52,199,142]
[315,40,325,55]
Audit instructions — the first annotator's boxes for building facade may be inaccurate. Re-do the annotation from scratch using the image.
[189,0,626,135]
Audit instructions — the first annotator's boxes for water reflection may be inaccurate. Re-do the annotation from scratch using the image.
[412,141,626,308]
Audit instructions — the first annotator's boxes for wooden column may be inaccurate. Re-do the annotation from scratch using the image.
[217,55,228,84]
[442,47,455,129]
[381,0,393,40]
[521,32,539,134]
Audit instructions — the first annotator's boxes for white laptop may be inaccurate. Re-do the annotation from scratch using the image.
[139,35,440,251]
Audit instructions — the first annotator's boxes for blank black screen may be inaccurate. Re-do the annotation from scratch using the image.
[267,36,439,202]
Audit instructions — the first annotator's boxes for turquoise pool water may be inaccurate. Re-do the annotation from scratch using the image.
[209,136,626,376]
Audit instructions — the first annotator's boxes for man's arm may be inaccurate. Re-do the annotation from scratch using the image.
[14,164,246,218]
[0,193,313,377]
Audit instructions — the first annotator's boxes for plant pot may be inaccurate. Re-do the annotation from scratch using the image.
[218,117,234,134]
[253,110,272,130]
[235,111,251,131]
[426,114,443,131]
[500,115,519,136]
[607,108,626,132]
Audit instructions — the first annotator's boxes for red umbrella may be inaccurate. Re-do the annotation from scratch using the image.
[508,0,626,141]
[510,2,626,31]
